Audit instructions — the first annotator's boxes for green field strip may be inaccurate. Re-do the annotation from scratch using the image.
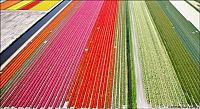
[126,2,136,108]
[112,1,128,108]
[122,1,128,107]
[130,1,188,107]
[158,1,200,69]
[146,1,200,107]
[6,0,33,10]
[112,2,120,108]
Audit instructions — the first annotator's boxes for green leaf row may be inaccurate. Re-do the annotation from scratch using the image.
[126,1,137,108]
[129,1,189,107]
[158,1,200,69]
[112,1,129,108]
[146,1,200,107]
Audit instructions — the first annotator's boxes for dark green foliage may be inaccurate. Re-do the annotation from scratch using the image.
[159,1,200,69]
[146,1,200,107]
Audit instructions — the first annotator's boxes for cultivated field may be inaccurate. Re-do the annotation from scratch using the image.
[159,1,200,69]
[146,1,200,107]
[129,1,190,108]
[0,0,199,108]
[112,1,128,108]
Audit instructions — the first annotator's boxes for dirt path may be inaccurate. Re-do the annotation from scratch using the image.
[129,2,151,108]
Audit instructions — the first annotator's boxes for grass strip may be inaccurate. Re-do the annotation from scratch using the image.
[126,1,136,108]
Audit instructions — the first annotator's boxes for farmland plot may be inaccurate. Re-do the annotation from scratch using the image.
[158,1,200,69]
[1,1,102,108]
[112,1,128,108]
[65,1,118,108]
[146,1,200,107]
[126,1,137,108]
[129,1,188,107]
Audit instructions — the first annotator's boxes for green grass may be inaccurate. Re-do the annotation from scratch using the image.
[194,0,200,3]
[129,1,189,107]
[146,1,200,107]
[126,2,137,108]
[159,1,200,70]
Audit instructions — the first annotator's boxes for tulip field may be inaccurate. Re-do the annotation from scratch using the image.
[146,1,200,107]
[0,0,199,108]
[158,0,200,69]
[130,1,188,107]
